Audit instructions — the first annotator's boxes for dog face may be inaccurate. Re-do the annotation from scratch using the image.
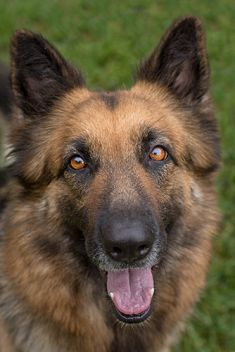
[5,17,219,327]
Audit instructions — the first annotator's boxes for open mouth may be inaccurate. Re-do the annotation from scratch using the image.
[107,267,154,324]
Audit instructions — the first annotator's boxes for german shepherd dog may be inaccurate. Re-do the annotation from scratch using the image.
[0,17,220,352]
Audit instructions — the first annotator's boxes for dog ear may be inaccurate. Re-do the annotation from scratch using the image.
[11,30,85,117]
[136,17,209,105]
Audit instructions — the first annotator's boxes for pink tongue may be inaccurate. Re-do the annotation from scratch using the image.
[107,268,154,315]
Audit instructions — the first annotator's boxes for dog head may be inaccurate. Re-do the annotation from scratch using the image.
[6,17,220,326]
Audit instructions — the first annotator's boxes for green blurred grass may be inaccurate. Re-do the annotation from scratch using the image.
[0,1,234,351]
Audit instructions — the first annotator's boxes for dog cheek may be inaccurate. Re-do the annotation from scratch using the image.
[154,178,182,222]
[190,181,203,202]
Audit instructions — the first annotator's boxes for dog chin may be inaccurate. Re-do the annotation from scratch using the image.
[111,302,153,324]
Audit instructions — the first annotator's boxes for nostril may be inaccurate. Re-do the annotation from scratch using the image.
[102,220,155,262]
[110,246,122,259]
[138,244,150,257]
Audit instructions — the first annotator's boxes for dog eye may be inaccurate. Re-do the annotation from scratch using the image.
[69,155,87,170]
[149,146,168,161]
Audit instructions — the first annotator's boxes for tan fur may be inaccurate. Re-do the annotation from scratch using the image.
[0,317,14,352]
[1,86,219,351]
[0,17,220,352]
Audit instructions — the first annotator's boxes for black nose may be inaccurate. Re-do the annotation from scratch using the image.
[101,220,154,263]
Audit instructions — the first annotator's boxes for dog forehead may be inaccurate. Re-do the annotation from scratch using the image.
[49,87,185,162]
[62,88,180,141]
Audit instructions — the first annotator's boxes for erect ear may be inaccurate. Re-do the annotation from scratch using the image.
[136,17,209,105]
[11,30,85,117]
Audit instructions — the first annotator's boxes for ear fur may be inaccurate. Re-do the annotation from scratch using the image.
[136,17,209,105]
[11,30,84,117]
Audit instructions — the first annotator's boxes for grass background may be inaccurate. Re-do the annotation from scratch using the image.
[0,1,234,351]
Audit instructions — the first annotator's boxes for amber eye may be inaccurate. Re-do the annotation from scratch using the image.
[149,146,168,161]
[69,155,87,170]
